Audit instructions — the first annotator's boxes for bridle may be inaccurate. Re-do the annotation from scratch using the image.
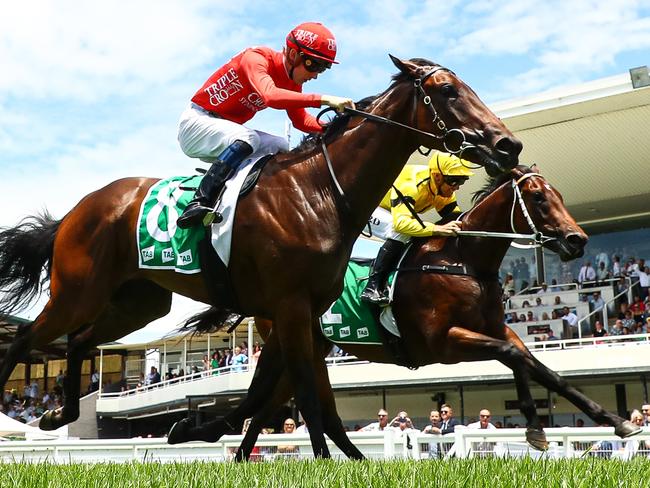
[341,66,473,155]
[456,172,557,248]
[320,66,476,212]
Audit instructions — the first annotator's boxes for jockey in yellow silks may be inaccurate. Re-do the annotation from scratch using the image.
[360,151,474,305]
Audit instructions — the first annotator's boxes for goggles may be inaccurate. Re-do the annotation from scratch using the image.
[301,53,332,73]
[442,175,469,187]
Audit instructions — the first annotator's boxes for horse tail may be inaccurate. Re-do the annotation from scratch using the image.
[181,306,234,335]
[0,212,61,315]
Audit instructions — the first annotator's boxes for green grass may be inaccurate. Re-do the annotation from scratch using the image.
[1,458,649,488]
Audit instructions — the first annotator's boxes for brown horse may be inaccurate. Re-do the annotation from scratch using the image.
[0,57,521,456]
[220,166,640,461]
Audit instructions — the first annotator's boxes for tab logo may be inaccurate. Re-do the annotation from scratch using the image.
[323,326,333,337]
[141,246,155,262]
[340,326,350,338]
[177,250,193,266]
[162,248,175,263]
[357,327,369,338]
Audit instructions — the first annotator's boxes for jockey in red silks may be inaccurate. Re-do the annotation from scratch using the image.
[177,22,355,228]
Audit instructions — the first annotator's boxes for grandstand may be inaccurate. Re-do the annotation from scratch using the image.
[4,67,650,441]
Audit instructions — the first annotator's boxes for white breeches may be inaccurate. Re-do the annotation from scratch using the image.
[367,207,410,243]
[177,102,289,163]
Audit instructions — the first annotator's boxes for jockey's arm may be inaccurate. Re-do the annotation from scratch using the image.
[287,107,323,133]
[242,50,322,110]
[391,187,462,237]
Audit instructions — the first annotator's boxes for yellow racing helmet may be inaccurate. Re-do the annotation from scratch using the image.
[429,152,475,178]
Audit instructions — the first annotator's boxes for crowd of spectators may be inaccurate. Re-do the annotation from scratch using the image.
[501,253,650,341]
[1,372,65,424]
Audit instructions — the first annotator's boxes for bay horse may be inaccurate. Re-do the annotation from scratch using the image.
[218,166,640,461]
[0,57,521,456]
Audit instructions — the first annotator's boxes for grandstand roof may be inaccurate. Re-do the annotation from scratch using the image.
[412,69,650,232]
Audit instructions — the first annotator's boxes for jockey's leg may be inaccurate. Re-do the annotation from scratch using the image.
[360,238,406,305]
[177,139,254,228]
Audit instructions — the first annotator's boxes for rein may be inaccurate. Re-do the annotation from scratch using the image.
[319,65,475,216]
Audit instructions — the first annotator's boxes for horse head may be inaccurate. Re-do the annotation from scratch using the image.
[389,55,521,176]
[509,166,587,261]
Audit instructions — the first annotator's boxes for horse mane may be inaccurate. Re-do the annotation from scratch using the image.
[471,165,534,205]
[290,58,442,156]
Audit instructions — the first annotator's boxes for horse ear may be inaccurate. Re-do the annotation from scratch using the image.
[530,163,541,174]
[389,54,418,77]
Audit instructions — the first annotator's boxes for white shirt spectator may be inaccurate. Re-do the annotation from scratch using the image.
[467,420,497,430]
[563,311,578,326]
[578,263,596,285]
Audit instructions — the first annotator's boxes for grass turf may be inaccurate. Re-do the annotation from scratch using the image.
[1,457,649,488]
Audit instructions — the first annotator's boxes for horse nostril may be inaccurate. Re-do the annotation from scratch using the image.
[495,136,523,161]
[566,233,587,250]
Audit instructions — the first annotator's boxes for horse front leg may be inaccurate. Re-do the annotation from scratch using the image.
[168,332,285,444]
[443,327,548,450]
[503,326,641,439]
[274,299,329,459]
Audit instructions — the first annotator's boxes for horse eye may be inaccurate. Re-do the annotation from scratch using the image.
[441,84,458,99]
[533,191,545,203]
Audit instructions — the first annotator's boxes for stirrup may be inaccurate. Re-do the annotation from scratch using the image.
[202,211,223,226]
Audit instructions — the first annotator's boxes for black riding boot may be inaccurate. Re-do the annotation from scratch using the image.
[360,239,406,305]
[177,140,254,229]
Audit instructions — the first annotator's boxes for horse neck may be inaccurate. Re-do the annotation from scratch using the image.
[458,182,517,274]
[327,86,421,239]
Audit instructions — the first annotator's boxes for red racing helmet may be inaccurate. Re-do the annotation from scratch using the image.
[286,22,338,64]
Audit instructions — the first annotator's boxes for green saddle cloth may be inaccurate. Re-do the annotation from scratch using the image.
[320,260,396,346]
[137,176,204,274]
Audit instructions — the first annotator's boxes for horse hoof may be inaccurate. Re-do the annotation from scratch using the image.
[39,408,67,431]
[615,420,643,438]
[167,419,192,445]
[525,427,549,451]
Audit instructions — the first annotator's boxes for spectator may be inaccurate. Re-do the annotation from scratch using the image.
[630,295,645,323]
[609,319,625,337]
[578,261,596,288]
[467,409,496,430]
[251,342,263,366]
[549,279,561,292]
[546,329,559,341]
[596,261,610,285]
[277,418,298,455]
[361,409,390,431]
[439,404,460,456]
[522,300,531,308]
[535,297,544,307]
[536,283,549,295]
[503,273,515,296]
[422,409,442,459]
[642,404,650,426]
[612,255,621,277]
[589,292,605,326]
[519,313,527,323]
[439,404,460,434]
[562,307,578,338]
[526,310,537,322]
[622,310,636,330]
[202,354,210,374]
[90,370,100,392]
[388,410,415,431]
[467,408,497,456]
[146,366,161,385]
[593,321,607,338]
[231,346,248,372]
